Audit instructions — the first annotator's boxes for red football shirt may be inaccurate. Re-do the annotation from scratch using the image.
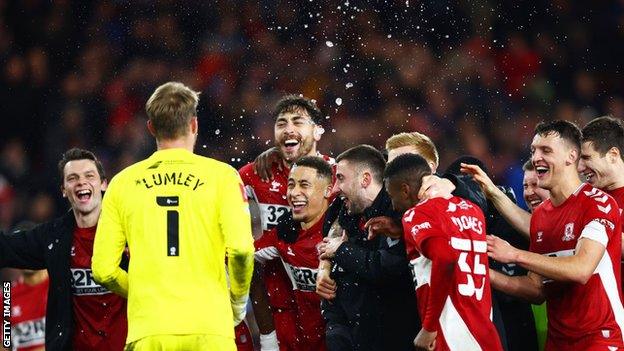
[607,186,624,296]
[530,183,624,349]
[71,226,127,350]
[402,196,503,351]
[273,218,327,351]
[10,278,48,351]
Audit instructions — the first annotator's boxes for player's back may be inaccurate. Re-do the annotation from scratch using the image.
[404,196,502,351]
[110,148,252,342]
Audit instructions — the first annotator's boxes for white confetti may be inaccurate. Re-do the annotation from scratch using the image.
[345,82,353,89]
[215,129,221,135]
[325,41,334,47]
[335,98,343,106]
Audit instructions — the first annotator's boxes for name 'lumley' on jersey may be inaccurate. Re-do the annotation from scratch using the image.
[139,171,205,190]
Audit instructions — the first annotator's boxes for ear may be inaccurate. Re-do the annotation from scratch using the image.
[313,125,324,141]
[101,179,108,192]
[428,161,437,173]
[190,116,198,135]
[61,185,67,198]
[324,185,333,199]
[607,147,620,164]
[361,171,372,188]
[567,147,579,165]
[146,120,156,137]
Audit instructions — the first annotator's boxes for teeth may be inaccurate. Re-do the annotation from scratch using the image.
[284,139,299,147]
[77,190,91,196]
[292,201,306,206]
[536,166,548,171]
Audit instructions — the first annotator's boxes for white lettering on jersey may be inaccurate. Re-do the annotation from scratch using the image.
[451,216,484,235]
[12,317,45,349]
[71,268,110,296]
[281,260,318,292]
[410,221,431,236]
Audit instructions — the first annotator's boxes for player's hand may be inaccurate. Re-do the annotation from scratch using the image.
[254,246,280,264]
[418,175,455,201]
[253,147,281,181]
[231,295,248,326]
[365,216,403,240]
[319,233,347,260]
[487,235,520,264]
[460,163,498,199]
[413,328,437,350]
[316,261,337,300]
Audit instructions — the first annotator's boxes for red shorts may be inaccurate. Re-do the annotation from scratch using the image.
[273,307,299,351]
[546,336,623,351]
[235,322,253,351]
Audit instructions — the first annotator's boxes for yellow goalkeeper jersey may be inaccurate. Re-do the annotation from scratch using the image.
[92,148,254,344]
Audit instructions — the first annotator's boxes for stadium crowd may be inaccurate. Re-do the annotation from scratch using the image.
[2,1,624,351]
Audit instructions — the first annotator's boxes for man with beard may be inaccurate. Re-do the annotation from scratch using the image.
[0,148,128,350]
[318,145,419,351]
[238,95,332,350]
[254,156,333,350]
[487,121,624,350]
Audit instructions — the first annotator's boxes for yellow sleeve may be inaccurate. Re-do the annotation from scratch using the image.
[92,176,129,298]
[220,167,254,302]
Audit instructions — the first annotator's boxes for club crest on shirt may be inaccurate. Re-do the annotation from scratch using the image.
[536,231,543,242]
[269,180,281,192]
[562,223,575,242]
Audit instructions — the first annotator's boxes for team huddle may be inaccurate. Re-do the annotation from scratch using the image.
[2,81,624,351]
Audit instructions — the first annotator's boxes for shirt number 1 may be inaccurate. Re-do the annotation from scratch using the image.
[157,196,180,256]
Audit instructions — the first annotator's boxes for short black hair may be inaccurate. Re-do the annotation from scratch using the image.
[581,116,624,161]
[446,155,488,175]
[534,120,581,150]
[384,154,432,193]
[336,145,386,184]
[272,94,323,124]
[522,159,534,171]
[293,156,333,183]
[57,148,106,183]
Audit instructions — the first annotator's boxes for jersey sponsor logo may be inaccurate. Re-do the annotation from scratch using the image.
[283,262,318,292]
[410,222,431,236]
[451,216,484,235]
[70,269,110,296]
[259,203,290,230]
[562,222,575,242]
[13,317,45,349]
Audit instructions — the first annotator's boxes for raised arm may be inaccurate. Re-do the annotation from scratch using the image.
[461,163,531,238]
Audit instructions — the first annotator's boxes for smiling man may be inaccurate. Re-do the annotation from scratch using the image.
[253,156,333,350]
[0,148,128,351]
[487,120,624,351]
[238,94,332,350]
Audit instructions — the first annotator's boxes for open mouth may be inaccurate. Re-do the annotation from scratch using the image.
[291,200,307,213]
[535,166,549,177]
[525,196,543,209]
[283,139,300,152]
[75,189,92,203]
[581,171,595,183]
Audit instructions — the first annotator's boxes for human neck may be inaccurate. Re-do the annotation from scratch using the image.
[22,270,47,286]
[548,171,582,206]
[282,146,318,169]
[73,207,100,228]
[301,202,328,230]
[156,136,195,152]
[362,183,383,210]
[604,163,624,191]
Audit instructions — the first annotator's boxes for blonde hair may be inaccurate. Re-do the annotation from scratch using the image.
[385,132,439,167]
[145,82,200,140]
